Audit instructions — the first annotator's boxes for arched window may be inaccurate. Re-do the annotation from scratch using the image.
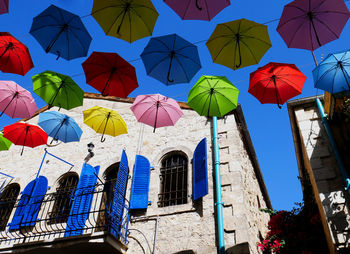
[103,162,120,209]
[0,183,20,230]
[158,152,188,207]
[49,173,79,224]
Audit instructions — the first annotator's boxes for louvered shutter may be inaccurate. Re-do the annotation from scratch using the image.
[65,164,100,237]
[129,155,151,209]
[108,149,129,238]
[9,176,48,230]
[192,138,208,200]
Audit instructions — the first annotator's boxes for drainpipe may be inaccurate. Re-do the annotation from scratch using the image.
[212,116,225,254]
[316,98,350,192]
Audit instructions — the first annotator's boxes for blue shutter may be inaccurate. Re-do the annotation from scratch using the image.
[65,164,100,237]
[9,176,48,230]
[192,138,208,200]
[129,155,151,209]
[108,149,129,238]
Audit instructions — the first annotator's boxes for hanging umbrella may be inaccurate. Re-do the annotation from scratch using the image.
[277,0,350,51]
[30,5,92,60]
[3,123,48,155]
[164,0,230,21]
[130,94,183,133]
[249,62,306,108]
[141,34,201,85]
[32,71,84,110]
[82,51,139,97]
[0,32,34,75]
[187,76,239,117]
[38,111,82,144]
[91,0,159,43]
[206,19,271,70]
[0,133,12,151]
[83,106,127,142]
[313,51,350,94]
[0,80,37,119]
[0,0,9,14]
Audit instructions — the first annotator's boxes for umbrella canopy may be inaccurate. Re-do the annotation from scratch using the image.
[32,71,84,110]
[30,5,92,60]
[0,133,12,151]
[82,51,138,97]
[91,0,159,43]
[38,111,82,144]
[313,51,350,94]
[0,80,37,119]
[0,32,34,75]
[187,76,239,117]
[249,62,306,108]
[141,34,201,85]
[206,19,271,70]
[164,0,230,21]
[3,122,48,155]
[0,0,8,15]
[83,106,127,142]
[277,0,350,51]
[131,94,183,132]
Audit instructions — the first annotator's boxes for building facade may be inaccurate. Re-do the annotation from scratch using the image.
[0,93,271,254]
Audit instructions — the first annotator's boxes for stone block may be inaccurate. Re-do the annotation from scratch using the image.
[314,168,337,181]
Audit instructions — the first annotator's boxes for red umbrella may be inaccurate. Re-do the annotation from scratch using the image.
[82,51,138,98]
[3,123,48,155]
[0,0,9,15]
[249,62,306,108]
[0,32,34,75]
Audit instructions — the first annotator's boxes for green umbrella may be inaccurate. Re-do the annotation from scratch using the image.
[206,19,272,70]
[0,133,12,151]
[32,71,84,110]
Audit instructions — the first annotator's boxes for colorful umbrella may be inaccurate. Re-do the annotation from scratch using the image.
[0,81,37,119]
[32,71,84,110]
[30,5,92,60]
[3,123,48,155]
[249,62,306,108]
[0,0,8,14]
[313,51,350,94]
[277,0,350,51]
[141,34,201,85]
[82,51,138,97]
[83,106,127,142]
[0,32,34,75]
[187,76,239,117]
[131,94,183,132]
[91,0,159,43]
[206,19,271,70]
[38,111,82,144]
[0,133,12,151]
[164,0,230,21]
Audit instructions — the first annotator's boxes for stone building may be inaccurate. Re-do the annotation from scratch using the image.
[0,93,271,254]
[287,95,350,254]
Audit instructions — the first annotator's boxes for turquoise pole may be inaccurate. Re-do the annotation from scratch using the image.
[213,116,225,253]
[316,98,350,191]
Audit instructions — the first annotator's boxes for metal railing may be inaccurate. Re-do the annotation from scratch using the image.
[0,183,130,247]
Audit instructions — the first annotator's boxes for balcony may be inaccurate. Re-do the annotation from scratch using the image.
[0,183,130,254]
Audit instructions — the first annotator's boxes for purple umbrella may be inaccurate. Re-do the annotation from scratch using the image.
[0,0,8,15]
[277,0,350,51]
[164,0,230,21]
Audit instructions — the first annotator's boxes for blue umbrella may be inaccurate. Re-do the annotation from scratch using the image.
[141,34,201,85]
[38,111,82,144]
[30,5,92,60]
[313,50,350,94]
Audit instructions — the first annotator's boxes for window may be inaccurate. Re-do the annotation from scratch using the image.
[0,183,20,230]
[49,173,78,224]
[158,152,188,207]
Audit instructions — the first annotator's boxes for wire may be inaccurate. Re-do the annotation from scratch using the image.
[128,228,153,254]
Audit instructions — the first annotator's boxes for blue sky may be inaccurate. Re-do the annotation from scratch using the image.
[1,0,349,210]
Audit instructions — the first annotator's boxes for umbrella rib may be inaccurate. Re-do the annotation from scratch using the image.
[212,93,222,117]
[158,104,177,125]
[105,8,125,35]
[211,38,234,61]
[173,55,191,82]
[277,13,308,29]
[149,37,172,51]
[239,40,259,64]
[312,16,341,39]
[287,18,308,47]
[146,55,171,75]
[182,0,192,19]
[242,35,272,47]
[67,28,89,57]
[175,52,201,66]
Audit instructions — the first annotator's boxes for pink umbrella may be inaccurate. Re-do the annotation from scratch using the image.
[0,81,37,118]
[277,0,350,51]
[131,94,183,133]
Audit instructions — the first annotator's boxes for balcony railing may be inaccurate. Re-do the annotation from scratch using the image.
[0,183,130,248]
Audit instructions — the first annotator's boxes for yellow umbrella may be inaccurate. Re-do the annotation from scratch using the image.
[83,106,127,142]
